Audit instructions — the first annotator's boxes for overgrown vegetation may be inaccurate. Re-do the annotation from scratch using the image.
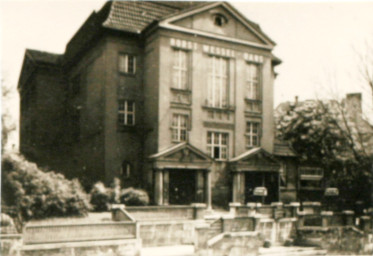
[90,179,149,211]
[276,100,373,209]
[1,153,91,222]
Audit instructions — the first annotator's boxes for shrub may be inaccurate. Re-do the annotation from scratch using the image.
[120,187,149,206]
[1,153,90,221]
[90,182,110,212]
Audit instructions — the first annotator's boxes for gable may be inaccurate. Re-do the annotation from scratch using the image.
[170,5,267,45]
[230,148,281,172]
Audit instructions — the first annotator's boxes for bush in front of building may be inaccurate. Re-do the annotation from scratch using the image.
[119,187,149,206]
[90,182,110,211]
[1,153,91,222]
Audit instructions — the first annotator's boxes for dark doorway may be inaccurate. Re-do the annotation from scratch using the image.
[169,170,196,205]
[245,172,279,204]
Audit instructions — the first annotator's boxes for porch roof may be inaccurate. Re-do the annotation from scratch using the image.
[229,147,281,172]
[148,142,212,170]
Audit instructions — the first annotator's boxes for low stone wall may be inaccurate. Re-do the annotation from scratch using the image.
[196,232,263,256]
[0,234,22,256]
[139,220,199,247]
[295,226,373,255]
[21,239,141,256]
[124,204,206,221]
[23,221,137,244]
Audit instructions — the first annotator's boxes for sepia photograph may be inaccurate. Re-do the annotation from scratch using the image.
[1,0,373,255]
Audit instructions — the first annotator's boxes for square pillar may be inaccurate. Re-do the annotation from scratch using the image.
[154,169,163,205]
[163,169,169,205]
[343,210,354,226]
[195,170,204,203]
[204,170,212,209]
[232,172,245,204]
[321,211,333,227]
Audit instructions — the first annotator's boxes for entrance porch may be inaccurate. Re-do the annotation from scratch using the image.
[230,148,281,204]
[149,143,213,208]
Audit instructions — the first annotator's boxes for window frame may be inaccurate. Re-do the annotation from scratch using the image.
[118,53,136,75]
[207,131,229,160]
[245,62,261,100]
[172,48,189,90]
[245,121,260,148]
[118,100,136,126]
[171,113,188,142]
[207,55,229,108]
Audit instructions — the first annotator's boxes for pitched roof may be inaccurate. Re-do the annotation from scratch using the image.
[102,1,206,33]
[26,49,63,66]
[273,139,297,157]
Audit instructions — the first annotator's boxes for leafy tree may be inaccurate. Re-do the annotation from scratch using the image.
[1,153,91,223]
[276,99,373,209]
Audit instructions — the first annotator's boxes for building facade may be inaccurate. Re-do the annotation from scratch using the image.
[19,1,298,208]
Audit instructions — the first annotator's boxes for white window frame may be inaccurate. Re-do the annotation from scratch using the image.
[207,131,229,160]
[119,53,136,74]
[207,56,229,108]
[246,63,260,100]
[171,114,188,142]
[245,121,260,147]
[118,100,135,126]
[172,49,188,89]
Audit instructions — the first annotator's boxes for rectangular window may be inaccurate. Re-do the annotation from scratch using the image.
[207,132,228,160]
[119,54,136,74]
[246,121,260,147]
[118,100,135,126]
[246,63,260,99]
[172,49,188,89]
[171,114,188,142]
[207,56,228,108]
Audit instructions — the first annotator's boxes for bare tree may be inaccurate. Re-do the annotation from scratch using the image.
[1,80,16,153]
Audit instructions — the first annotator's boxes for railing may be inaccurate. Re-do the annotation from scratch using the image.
[23,221,137,245]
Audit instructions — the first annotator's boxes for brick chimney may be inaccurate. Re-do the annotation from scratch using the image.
[345,93,362,116]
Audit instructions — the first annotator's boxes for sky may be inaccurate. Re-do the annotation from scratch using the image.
[1,0,373,149]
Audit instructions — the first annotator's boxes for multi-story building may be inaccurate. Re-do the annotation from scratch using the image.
[19,1,294,208]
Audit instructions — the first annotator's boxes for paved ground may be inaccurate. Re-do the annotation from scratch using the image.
[141,245,195,256]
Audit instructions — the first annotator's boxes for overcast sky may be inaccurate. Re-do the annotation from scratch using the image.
[1,0,373,148]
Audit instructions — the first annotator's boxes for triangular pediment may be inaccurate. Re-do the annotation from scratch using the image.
[149,143,212,163]
[230,148,280,172]
[160,2,274,46]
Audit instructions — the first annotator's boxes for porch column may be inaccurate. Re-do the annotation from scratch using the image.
[195,170,204,203]
[233,172,245,204]
[163,169,169,205]
[154,169,163,205]
[205,170,212,209]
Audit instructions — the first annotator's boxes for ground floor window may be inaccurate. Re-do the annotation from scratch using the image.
[207,131,228,160]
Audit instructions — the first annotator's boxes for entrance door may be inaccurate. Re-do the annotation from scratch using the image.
[169,170,196,205]
[245,172,279,204]
[245,172,263,203]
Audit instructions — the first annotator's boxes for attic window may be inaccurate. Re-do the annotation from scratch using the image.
[213,14,228,27]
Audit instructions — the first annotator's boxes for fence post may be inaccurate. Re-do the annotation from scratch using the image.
[192,203,207,219]
[360,216,371,233]
[246,202,257,216]
[321,211,333,227]
[297,211,306,228]
[229,202,241,216]
[290,202,300,218]
[342,210,354,226]
[271,202,284,219]
[222,215,234,232]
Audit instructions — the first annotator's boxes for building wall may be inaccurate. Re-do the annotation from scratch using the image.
[102,34,144,186]
[153,28,275,203]
[65,38,107,186]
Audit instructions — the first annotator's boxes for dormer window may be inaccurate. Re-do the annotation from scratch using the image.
[213,14,228,27]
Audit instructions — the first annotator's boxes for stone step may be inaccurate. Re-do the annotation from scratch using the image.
[141,245,195,256]
[259,246,327,256]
